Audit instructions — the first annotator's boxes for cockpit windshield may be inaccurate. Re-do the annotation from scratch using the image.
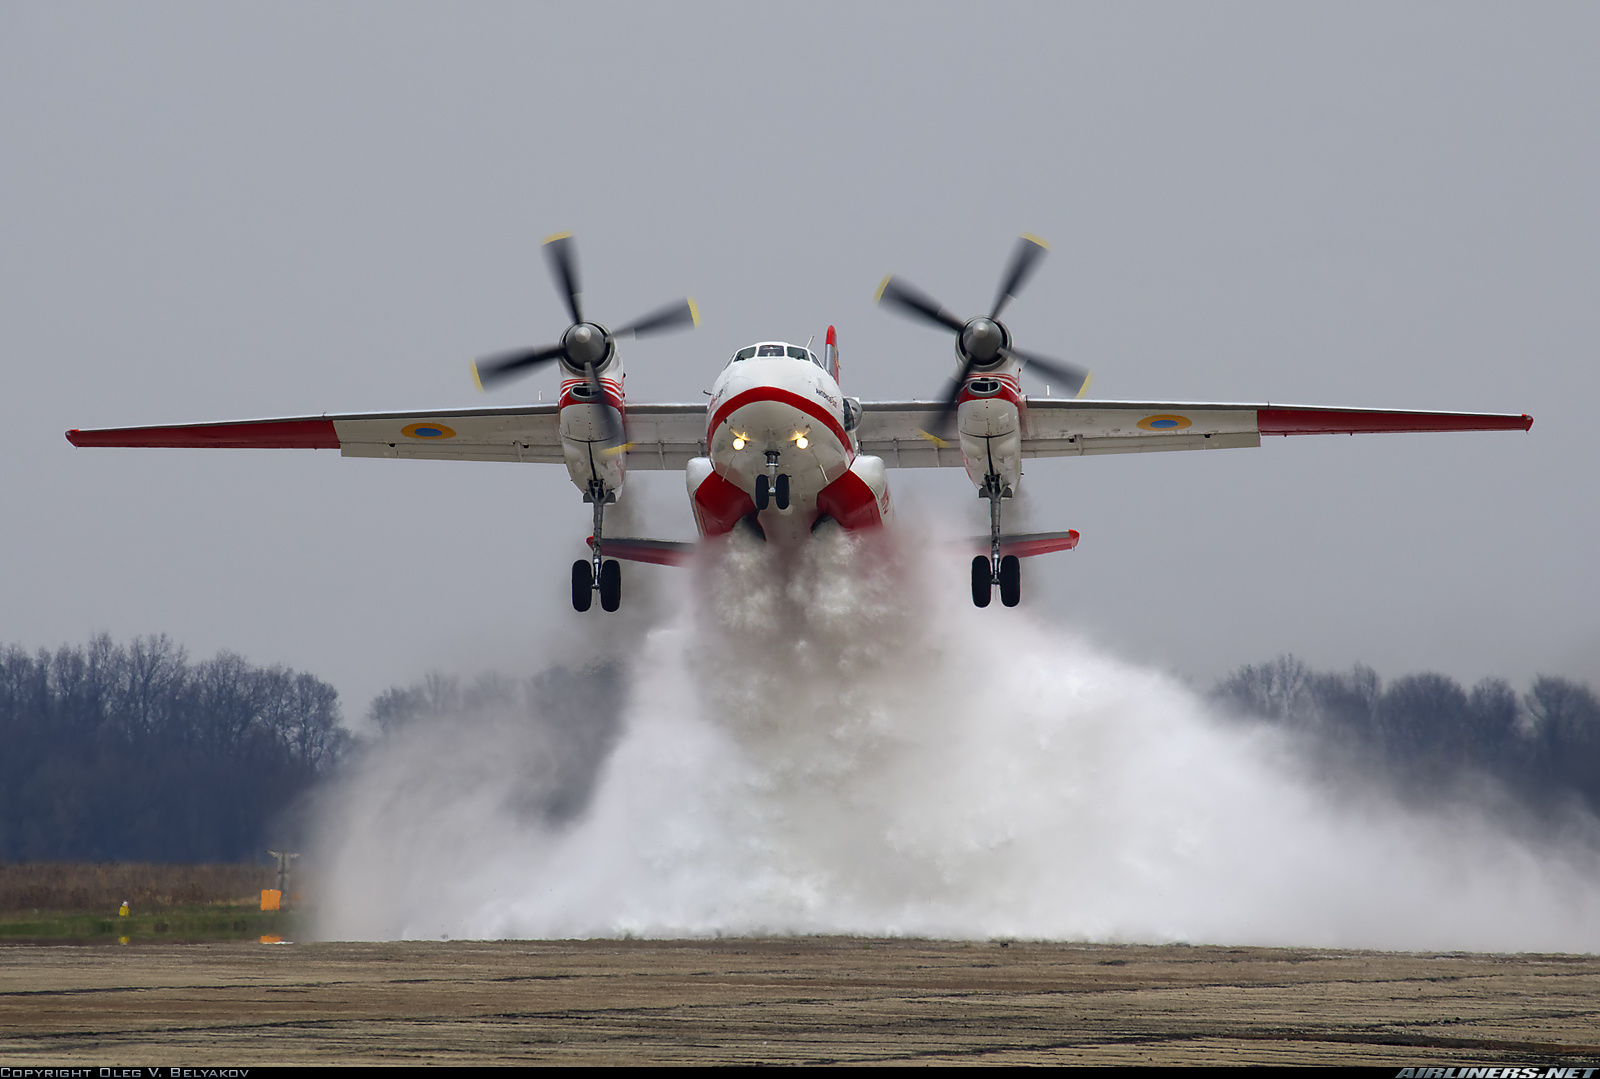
[729,342,823,367]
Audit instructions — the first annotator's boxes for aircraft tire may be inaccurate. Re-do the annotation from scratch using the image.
[999,554,1021,607]
[753,476,769,511]
[971,555,992,608]
[599,559,622,612]
[571,560,594,612]
[774,473,790,510]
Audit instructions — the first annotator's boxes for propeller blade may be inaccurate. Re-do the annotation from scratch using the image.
[613,297,700,338]
[471,343,565,390]
[875,275,966,334]
[925,356,978,438]
[990,233,1049,320]
[584,362,626,447]
[999,345,1092,397]
[543,232,583,325]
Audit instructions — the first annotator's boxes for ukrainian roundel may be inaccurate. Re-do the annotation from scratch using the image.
[401,422,457,439]
[1137,414,1192,431]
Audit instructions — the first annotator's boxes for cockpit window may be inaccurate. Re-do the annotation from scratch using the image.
[733,343,822,364]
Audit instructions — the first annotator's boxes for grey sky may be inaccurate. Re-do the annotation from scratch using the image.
[3,2,1595,716]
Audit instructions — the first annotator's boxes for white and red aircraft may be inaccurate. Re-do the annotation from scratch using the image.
[68,233,1532,611]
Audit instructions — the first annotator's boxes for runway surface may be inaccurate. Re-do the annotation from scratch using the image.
[2,938,1598,1066]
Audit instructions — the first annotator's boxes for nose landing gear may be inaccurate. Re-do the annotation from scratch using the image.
[754,451,790,511]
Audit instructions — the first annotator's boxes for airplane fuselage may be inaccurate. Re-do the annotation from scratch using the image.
[559,333,1039,548]
[558,337,898,546]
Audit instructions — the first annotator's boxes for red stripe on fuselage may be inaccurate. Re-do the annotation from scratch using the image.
[708,386,851,456]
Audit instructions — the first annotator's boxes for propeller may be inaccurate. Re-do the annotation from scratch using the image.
[472,233,699,445]
[875,234,1091,437]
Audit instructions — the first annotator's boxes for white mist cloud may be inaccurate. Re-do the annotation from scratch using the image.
[313,525,1600,952]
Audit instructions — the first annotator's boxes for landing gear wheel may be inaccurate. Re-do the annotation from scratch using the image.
[774,473,790,510]
[971,555,993,608]
[998,554,1021,608]
[753,475,770,511]
[571,559,594,612]
[598,559,622,612]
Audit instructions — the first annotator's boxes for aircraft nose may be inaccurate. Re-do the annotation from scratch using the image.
[721,395,811,448]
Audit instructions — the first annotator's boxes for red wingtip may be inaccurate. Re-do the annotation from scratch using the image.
[826,325,836,347]
[64,418,340,449]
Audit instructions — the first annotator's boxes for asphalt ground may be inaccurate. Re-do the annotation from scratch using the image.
[2,938,1598,1066]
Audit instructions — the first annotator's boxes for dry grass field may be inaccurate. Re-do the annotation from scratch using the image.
[0,862,274,912]
[2,937,1598,1066]
[0,863,293,942]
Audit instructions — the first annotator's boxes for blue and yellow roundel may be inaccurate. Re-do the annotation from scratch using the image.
[401,422,457,440]
[1137,414,1192,432]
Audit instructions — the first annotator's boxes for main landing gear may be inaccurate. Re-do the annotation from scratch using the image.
[971,473,1021,608]
[753,450,790,511]
[573,480,623,613]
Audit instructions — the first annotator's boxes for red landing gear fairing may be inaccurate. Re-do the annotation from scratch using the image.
[67,234,1533,611]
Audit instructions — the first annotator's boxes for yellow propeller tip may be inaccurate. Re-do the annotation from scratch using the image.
[916,429,949,448]
[602,441,634,457]
[1021,232,1050,250]
[469,361,484,393]
[541,231,573,245]
[687,297,701,328]
[1075,372,1094,399]
[873,274,892,303]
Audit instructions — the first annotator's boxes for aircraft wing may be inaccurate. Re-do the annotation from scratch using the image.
[66,403,710,470]
[856,400,1533,467]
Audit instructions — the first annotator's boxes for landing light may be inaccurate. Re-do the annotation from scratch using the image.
[732,436,746,450]
[795,434,809,450]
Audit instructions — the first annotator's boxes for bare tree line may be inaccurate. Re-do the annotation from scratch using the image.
[0,634,348,861]
[1212,656,1600,820]
[8,631,1597,863]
